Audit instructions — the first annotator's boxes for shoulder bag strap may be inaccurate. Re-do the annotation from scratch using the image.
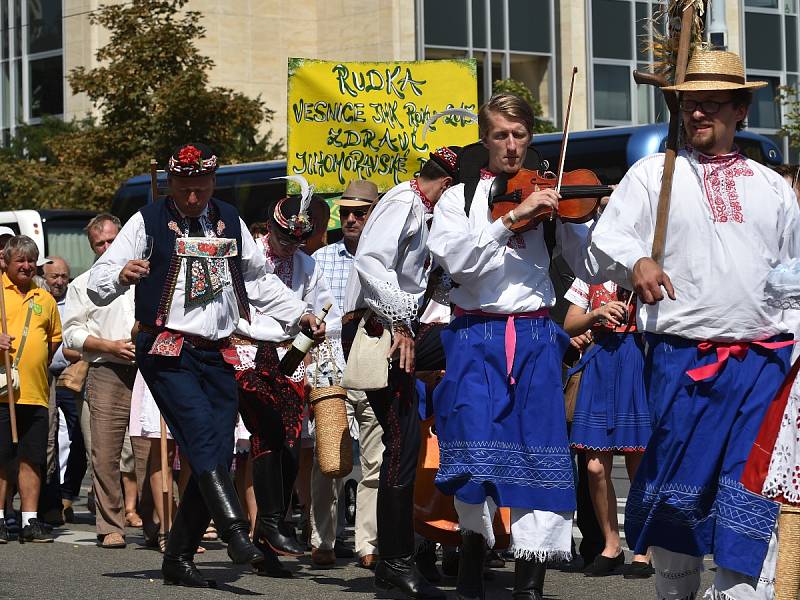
[12,299,35,368]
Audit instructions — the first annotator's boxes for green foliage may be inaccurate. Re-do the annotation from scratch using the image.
[779,85,800,150]
[492,78,558,133]
[0,0,283,211]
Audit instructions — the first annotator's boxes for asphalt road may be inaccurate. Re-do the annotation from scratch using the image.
[0,459,721,600]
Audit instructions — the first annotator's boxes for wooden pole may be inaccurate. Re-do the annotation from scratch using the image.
[0,283,18,444]
[148,158,170,535]
[646,2,697,264]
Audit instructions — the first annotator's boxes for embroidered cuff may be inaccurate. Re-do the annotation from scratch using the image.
[489,217,515,245]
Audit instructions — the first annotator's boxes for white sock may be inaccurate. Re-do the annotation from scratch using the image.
[21,512,36,527]
[0,509,4,519]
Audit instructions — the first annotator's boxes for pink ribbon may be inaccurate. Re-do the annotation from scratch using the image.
[454,307,550,385]
[686,339,795,382]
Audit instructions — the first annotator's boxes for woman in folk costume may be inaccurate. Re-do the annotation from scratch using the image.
[584,50,800,600]
[428,94,591,600]
[563,279,653,577]
[740,262,800,600]
[229,177,336,577]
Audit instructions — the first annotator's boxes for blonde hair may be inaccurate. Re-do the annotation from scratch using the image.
[84,213,121,241]
[478,93,535,140]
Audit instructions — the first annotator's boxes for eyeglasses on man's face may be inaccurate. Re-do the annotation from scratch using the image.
[679,99,734,115]
[340,208,368,220]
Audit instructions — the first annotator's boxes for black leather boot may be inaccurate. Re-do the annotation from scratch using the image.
[253,536,293,578]
[512,558,546,600]
[374,485,445,599]
[197,465,264,565]
[415,539,441,583]
[456,532,487,600]
[162,479,215,588]
[251,451,304,557]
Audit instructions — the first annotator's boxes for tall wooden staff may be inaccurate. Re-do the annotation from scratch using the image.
[149,159,172,536]
[0,277,18,444]
[633,0,703,263]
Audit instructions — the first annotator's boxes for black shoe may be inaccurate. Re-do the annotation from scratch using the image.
[374,556,446,599]
[415,540,441,584]
[456,532,486,600]
[334,539,355,559]
[163,559,216,588]
[253,537,293,578]
[0,518,9,543]
[584,551,625,577]
[486,549,505,569]
[513,559,546,600]
[197,466,264,566]
[19,518,54,543]
[252,452,305,557]
[624,560,655,579]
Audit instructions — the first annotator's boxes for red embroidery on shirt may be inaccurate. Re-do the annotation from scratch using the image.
[697,150,753,224]
[480,168,497,180]
[263,235,294,287]
[507,234,527,249]
[410,178,433,213]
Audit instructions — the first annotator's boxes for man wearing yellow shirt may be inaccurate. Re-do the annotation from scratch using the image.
[0,236,62,544]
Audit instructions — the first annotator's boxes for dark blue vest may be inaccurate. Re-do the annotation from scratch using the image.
[135,197,247,327]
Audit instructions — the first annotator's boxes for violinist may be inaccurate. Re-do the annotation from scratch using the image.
[427,93,591,600]
[586,51,800,600]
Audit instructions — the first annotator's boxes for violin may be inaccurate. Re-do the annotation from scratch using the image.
[489,167,612,233]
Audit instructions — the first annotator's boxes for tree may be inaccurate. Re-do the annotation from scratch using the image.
[0,0,283,211]
[492,78,558,133]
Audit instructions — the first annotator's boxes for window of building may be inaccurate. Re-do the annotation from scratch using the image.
[417,0,556,126]
[744,0,799,160]
[589,0,668,127]
[0,0,64,141]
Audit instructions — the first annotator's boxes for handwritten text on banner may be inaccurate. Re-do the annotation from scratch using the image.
[287,58,478,193]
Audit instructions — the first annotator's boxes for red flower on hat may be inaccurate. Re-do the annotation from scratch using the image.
[179,145,202,164]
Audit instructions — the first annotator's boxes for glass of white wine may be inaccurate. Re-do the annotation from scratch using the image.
[140,235,154,278]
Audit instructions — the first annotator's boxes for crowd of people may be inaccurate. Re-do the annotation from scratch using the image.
[1,48,800,600]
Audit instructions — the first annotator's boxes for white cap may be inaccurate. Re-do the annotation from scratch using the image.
[0,226,14,238]
[36,256,53,267]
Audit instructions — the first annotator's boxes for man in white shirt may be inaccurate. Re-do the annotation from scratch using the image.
[428,94,590,600]
[587,51,800,600]
[87,143,312,588]
[62,215,144,550]
[311,180,383,569]
[341,150,457,599]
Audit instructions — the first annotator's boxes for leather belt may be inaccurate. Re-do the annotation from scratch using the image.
[139,324,229,350]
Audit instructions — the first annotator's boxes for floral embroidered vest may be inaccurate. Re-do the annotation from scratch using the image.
[135,197,249,328]
[587,282,637,333]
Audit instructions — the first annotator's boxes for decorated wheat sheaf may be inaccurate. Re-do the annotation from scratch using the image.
[643,0,707,84]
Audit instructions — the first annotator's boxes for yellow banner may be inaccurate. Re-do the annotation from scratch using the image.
[287,58,478,193]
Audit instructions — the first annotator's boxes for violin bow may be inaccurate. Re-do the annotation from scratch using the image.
[552,67,579,220]
[634,0,705,263]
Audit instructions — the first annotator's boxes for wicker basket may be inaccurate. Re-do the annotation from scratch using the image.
[776,504,800,600]
[310,385,353,478]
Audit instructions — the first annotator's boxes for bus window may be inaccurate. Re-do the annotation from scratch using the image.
[45,220,96,277]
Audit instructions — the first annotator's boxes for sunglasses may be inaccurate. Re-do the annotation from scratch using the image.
[678,99,734,115]
[340,208,368,220]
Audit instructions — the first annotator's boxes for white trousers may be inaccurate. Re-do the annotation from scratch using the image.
[454,497,573,562]
[651,522,778,600]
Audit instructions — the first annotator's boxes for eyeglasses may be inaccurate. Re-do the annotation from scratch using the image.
[678,99,734,115]
[274,234,305,248]
[340,208,368,220]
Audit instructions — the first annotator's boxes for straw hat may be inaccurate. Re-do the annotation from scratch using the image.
[662,50,767,92]
[336,180,379,208]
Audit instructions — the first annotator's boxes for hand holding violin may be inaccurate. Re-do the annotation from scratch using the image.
[632,257,676,305]
[502,188,561,229]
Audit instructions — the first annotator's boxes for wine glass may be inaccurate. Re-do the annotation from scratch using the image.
[139,235,154,279]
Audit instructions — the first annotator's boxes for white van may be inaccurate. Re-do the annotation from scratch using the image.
[0,209,98,277]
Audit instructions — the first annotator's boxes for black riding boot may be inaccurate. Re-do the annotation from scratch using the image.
[456,532,487,600]
[252,450,304,557]
[373,484,445,599]
[197,465,264,565]
[162,479,214,588]
[512,558,547,600]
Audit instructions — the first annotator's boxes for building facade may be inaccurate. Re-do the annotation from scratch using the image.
[2,0,797,159]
